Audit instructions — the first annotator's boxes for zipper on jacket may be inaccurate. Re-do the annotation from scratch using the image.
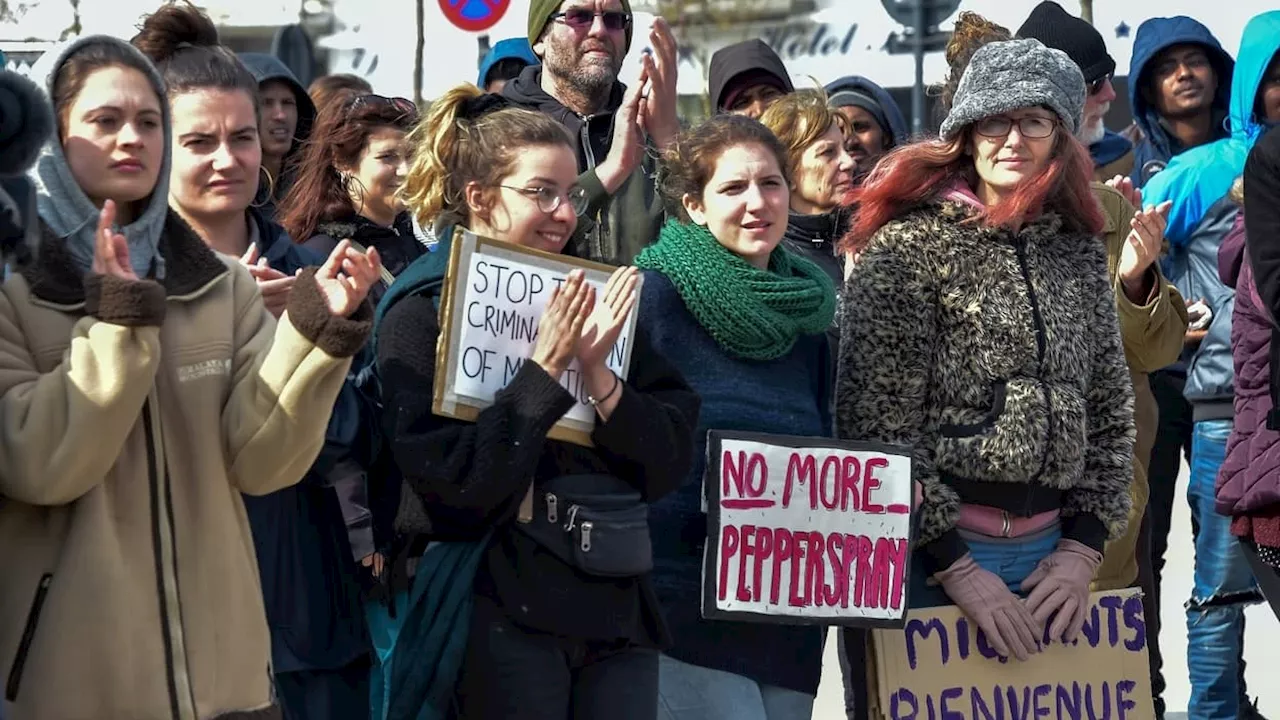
[1013,242,1054,487]
[144,399,198,720]
[5,573,52,701]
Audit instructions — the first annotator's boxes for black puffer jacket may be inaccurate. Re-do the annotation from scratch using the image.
[303,212,426,308]
[837,200,1136,574]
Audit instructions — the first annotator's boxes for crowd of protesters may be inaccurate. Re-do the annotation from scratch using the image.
[1,0,1279,719]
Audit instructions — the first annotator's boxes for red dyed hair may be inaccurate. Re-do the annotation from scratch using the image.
[840,126,1104,255]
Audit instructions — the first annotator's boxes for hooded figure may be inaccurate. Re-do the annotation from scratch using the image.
[1128,16,1235,188]
[239,52,318,220]
[0,68,54,269]
[824,75,908,180]
[708,39,793,117]
[477,37,538,92]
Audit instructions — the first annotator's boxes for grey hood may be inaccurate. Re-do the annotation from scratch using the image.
[28,36,172,279]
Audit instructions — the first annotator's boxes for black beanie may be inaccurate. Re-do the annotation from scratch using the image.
[1016,1,1115,84]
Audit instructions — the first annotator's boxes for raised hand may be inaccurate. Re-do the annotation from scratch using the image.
[92,199,137,281]
[641,18,680,150]
[1118,200,1172,299]
[595,68,648,195]
[576,266,639,370]
[239,244,296,319]
[531,270,593,379]
[313,239,381,318]
[1104,174,1143,210]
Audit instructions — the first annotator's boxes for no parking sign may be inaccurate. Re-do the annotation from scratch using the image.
[438,0,510,32]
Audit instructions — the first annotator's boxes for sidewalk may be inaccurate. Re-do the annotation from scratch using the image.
[811,459,1280,718]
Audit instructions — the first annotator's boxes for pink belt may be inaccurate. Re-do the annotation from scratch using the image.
[957,504,1060,538]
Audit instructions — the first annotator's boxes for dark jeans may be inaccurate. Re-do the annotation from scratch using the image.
[1145,370,1193,717]
[455,600,659,720]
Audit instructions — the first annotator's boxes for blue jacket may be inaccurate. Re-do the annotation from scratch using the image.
[240,209,374,673]
[1143,11,1280,415]
[477,38,537,87]
[1128,16,1234,188]
[824,75,909,148]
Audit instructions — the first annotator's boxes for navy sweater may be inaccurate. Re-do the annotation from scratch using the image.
[639,271,832,695]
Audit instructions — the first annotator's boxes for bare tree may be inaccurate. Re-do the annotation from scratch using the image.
[1079,0,1093,25]
[59,0,82,40]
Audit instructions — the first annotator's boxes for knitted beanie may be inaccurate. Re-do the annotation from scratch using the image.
[527,0,634,52]
[1016,1,1115,84]
[940,38,1085,140]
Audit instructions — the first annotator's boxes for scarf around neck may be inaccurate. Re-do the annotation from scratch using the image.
[635,219,836,361]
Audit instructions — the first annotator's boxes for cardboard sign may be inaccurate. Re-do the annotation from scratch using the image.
[433,229,641,446]
[701,431,914,628]
[870,588,1154,720]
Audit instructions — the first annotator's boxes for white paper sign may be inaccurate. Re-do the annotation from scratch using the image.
[445,233,638,429]
[702,431,915,627]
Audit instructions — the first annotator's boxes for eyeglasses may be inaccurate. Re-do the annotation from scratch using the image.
[345,94,418,122]
[973,115,1058,140]
[1088,74,1112,96]
[499,185,589,216]
[549,9,631,32]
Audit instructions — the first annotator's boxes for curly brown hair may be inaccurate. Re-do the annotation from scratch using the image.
[933,12,1012,119]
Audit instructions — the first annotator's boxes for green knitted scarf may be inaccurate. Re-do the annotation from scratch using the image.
[635,219,836,361]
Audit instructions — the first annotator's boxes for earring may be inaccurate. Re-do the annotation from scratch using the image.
[342,173,367,216]
[251,166,277,209]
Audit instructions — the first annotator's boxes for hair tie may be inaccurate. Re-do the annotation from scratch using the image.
[460,93,510,121]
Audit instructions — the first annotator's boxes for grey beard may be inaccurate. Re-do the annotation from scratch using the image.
[1077,118,1107,146]
[545,53,618,108]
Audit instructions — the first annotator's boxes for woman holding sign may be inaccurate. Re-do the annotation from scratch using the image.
[837,39,1135,662]
[635,114,837,720]
[0,32,379,718]
[376,83,700,720]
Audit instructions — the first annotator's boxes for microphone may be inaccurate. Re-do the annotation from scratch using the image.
[0,69,53,178]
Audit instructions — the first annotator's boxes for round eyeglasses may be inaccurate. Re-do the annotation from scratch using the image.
[499,185,590,216]
[973,115,1058,140]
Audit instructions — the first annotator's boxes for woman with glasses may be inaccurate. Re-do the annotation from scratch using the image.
[376,83,699,720]
[279,92,421,308]
[131,6,381,718]
[636,114,836,720]
[838,39,1136,662]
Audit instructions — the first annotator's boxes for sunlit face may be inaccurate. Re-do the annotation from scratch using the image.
[346,126,409,224]
[726,83,785,119]
[468,143,580,254]
[1080,76,1116,146]
[835,105,888,168]
[1147,44,1218,121]
[62,65,164,211]
[169,88,261,220]
[534,0,627,99]
[682,142,790,269]
[791,124,855,215]
[259,80,299,160]
[968,107,1058,202]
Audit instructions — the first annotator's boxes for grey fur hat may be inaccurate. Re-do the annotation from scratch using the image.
[939,38,1085,140]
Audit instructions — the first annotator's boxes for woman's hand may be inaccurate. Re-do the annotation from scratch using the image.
[1117,200,1172,302]
[934,554,1042,661]
[92,200,137,281]
[240,245,297,319]
[576,266,639,370]
[1020,539,1104,643]
[531,270,592,379]
[313,239,381,318]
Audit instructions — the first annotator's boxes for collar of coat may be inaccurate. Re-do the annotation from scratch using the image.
[929,198,1075,238]
[23,210,228,307]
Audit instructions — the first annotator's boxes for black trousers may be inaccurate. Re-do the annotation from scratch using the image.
[838,628,870,720]
[1241,539,1280,623]
[455,601,658,720]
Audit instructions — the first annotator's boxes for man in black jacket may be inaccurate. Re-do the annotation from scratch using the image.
[505,0,679,266]
[0,68,53,272]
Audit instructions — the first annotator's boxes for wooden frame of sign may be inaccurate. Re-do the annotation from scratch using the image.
[432,227,641,448]
[701,430,916,629]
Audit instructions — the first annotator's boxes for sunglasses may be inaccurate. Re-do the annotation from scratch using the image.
[346,94,418,121]
[550,9,631,32]
[1088,75,1111,96]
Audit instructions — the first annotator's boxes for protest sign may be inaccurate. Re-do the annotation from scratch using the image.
[701,431,914,628]
[433,229,640,446]
[869,588,1154,720]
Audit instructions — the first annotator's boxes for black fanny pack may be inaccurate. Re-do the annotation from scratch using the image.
[515,474,653,578]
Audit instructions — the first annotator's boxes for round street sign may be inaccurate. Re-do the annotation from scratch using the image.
[880,0,960,29]
[439,0,510,33]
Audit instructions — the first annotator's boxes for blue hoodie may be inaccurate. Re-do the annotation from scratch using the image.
[1128,16,1234,187]
[1142,11,1280,414]
[477,38,538,87]
[823,75,909,148]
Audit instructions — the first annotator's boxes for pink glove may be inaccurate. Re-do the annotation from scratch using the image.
[934,553,1042,661]
[1020,539,1104,643]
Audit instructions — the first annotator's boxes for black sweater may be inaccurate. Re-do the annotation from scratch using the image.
[376,290,700,644]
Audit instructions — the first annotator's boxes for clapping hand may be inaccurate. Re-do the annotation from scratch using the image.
[92,200,137,281]
[576,266,639,370]
[531,270,593,378]
[313,239,381,318]
[640,18,680,150]
[240,244,297,319]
